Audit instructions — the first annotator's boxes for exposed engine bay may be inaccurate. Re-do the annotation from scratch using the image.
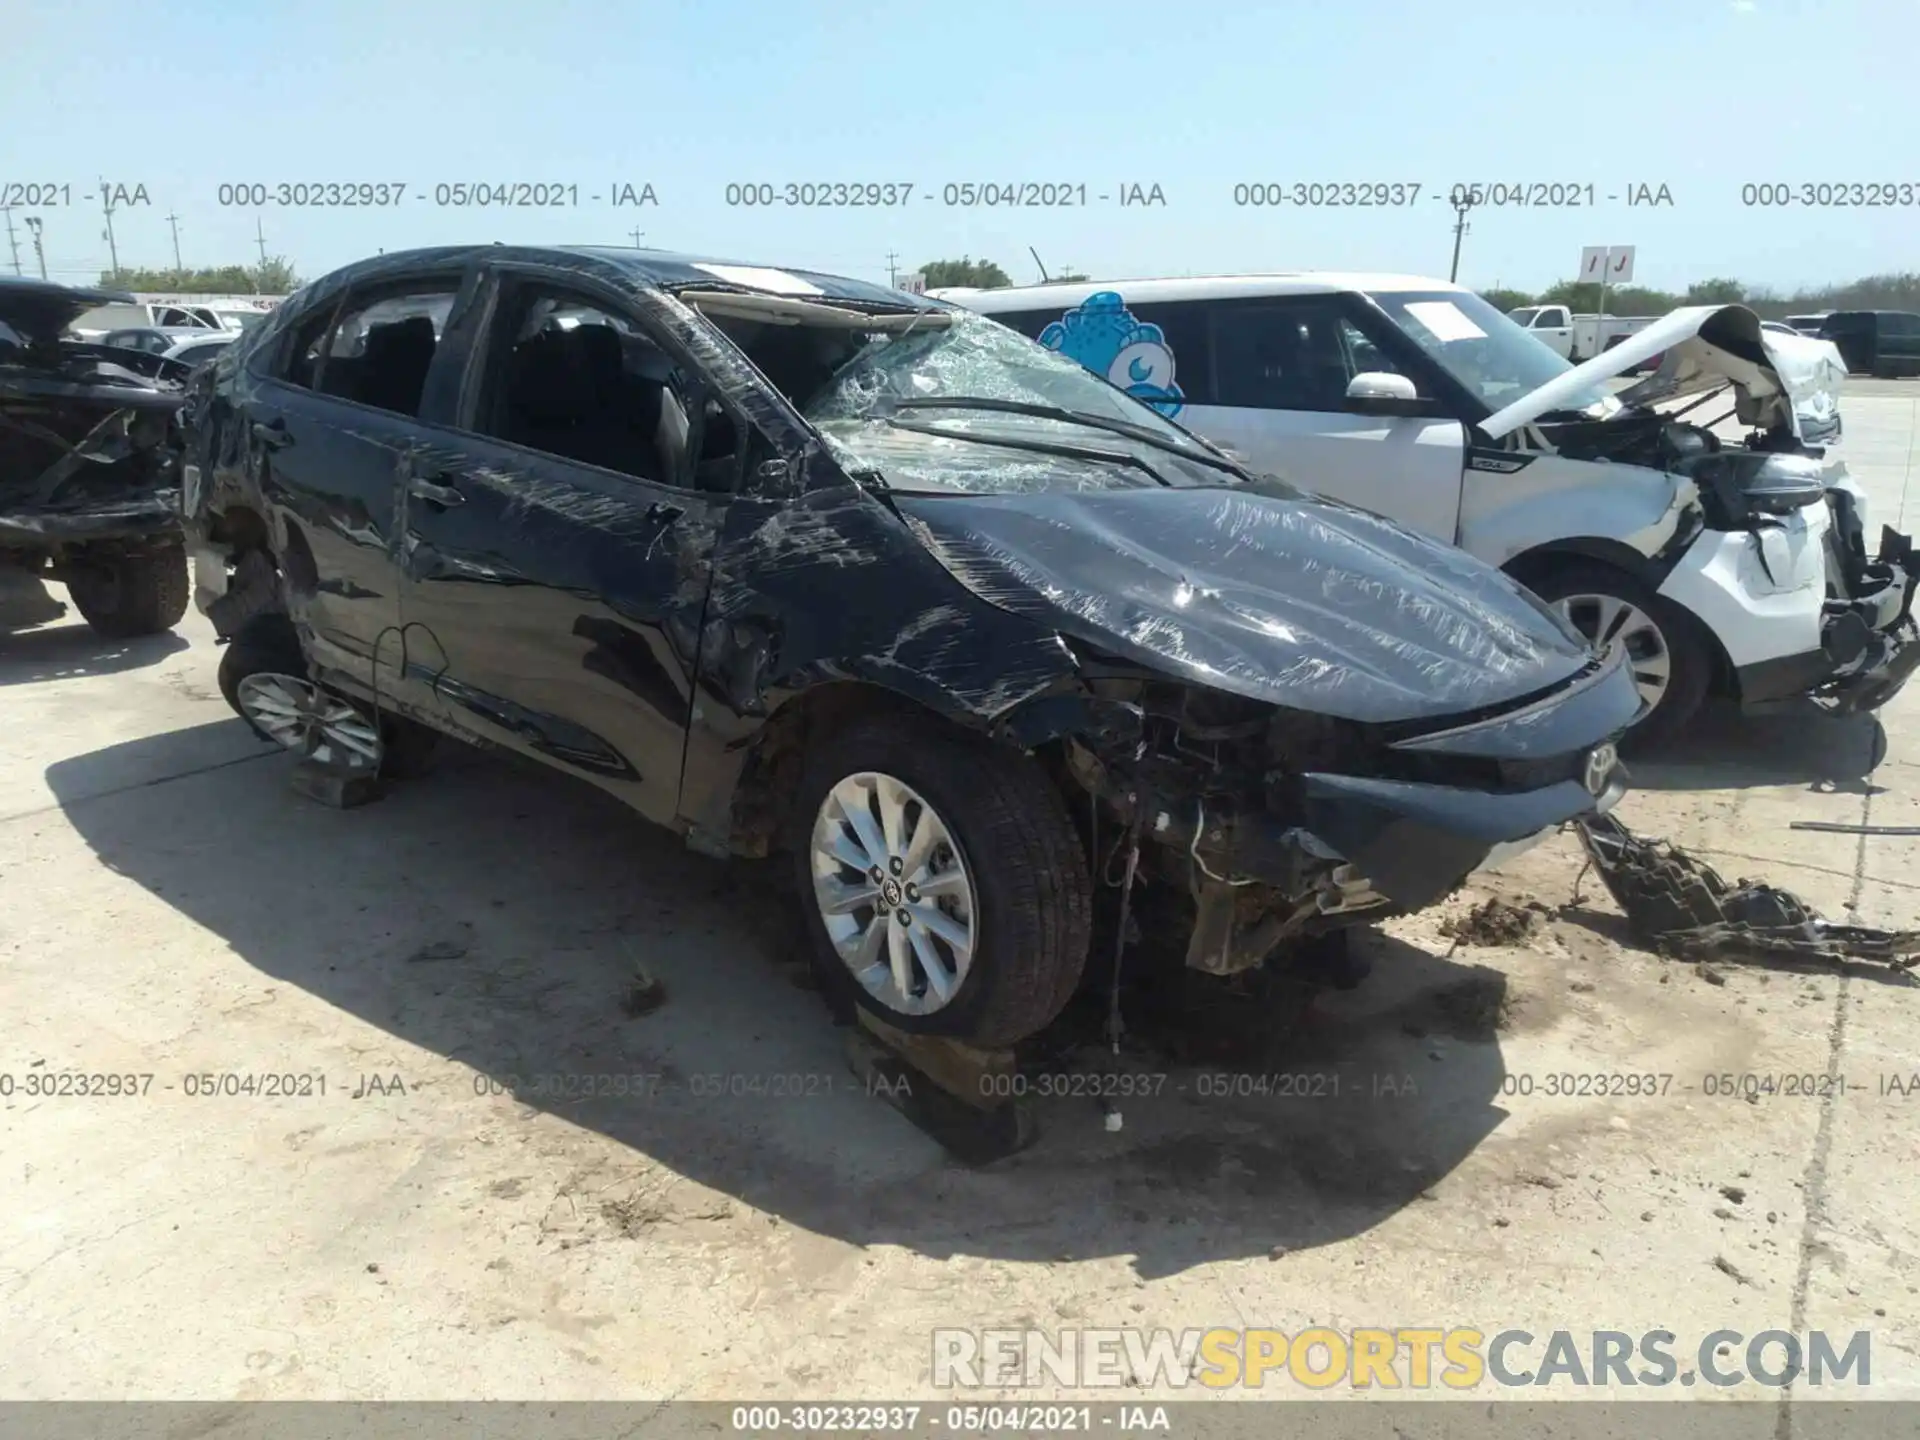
[1029,661,1629,977]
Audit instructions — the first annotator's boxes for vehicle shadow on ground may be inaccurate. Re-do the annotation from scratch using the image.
[0,619,191,686]
[47,722,1514,1279]
[1626,699,1889,795]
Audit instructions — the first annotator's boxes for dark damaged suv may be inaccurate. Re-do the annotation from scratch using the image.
[1,277,191,635]
[183,246,1637,1048]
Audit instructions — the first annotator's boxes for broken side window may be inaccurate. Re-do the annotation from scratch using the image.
[473,287,738,489]
[309,287,457,418]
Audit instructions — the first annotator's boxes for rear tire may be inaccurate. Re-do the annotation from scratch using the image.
[1522,562,1712,753]
[65,540,190,638]
[789,716,1092,1048]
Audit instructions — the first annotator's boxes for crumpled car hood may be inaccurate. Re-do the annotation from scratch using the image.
[894,484,1595,724]
[1758,328,1846,441]
[1483,304,1802,440]
[0,276,138,347]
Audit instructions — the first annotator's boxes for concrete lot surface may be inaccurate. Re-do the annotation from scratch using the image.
[2,388,1918,1404]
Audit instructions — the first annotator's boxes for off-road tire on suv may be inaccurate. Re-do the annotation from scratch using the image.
[64,540,190,638]
[218,612,439,777]
[1523,561,1712,753]
[789,716,1093,1048]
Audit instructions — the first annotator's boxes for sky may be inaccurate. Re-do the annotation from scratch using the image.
[5,0,1917,295]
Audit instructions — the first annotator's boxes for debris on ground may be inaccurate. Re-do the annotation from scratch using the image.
[1573,815,1920,969]
[1440,898,1541,948]
[406,938,470,963]
[1423,970,1511,1041]
[1711,1254,1755,1287]
[622,966,668,1018]
[601,1196,668,1237]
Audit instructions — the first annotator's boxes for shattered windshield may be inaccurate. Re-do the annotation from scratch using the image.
[733,309,1253,496]
[1370,290,1617,417]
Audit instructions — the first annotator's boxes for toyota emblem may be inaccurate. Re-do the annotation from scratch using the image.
[1584,743,1617,796]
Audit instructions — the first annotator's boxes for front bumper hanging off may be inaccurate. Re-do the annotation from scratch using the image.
[1823,524,1920,715]
[1576,814,1920,968]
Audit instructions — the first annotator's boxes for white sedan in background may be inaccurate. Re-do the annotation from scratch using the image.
[161,331,236,370]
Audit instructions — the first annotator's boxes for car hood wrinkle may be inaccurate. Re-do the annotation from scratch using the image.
[894,485,1594,724]
[1482,303,1808,440]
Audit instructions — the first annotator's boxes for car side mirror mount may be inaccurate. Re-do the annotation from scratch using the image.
[1345,371,1428,416]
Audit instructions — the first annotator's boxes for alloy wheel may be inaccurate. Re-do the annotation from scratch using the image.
[808,771,977,1017]
[234,672,383,772]
[1553,592,1672,711]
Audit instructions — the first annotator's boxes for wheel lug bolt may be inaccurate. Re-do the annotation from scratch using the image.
[889,857,903,875]
[870,866,884,883]
[896,910,911,926]
[905,885,918,901]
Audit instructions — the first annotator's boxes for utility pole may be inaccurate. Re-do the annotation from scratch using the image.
[24,216,47,280]
[254,216,269,268]
[99,179,123,276]
[1,207,20,275]
[629,227,645,247]
[1448,187,1475,283]
[885,250,899,286]
[1028,246,1050,283]
[166,212,183,271]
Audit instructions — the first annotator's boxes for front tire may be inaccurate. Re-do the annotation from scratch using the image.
[1525,562,1712,753]
[64,540,190,637]
[789,716,1092,1048]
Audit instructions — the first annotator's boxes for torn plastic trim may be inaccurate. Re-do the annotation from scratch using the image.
[1575,814,1920,969]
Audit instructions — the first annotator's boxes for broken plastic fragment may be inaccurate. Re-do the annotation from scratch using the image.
[1573,815,1920,969]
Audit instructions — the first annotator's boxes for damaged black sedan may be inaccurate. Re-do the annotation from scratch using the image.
[1,277,193,635]
[183,246,1636,1047]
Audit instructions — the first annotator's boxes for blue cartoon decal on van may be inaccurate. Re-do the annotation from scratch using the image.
[1037,291,1184,417]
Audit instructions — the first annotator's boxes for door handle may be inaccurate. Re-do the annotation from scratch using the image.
[409,476,466,508]
[251,419,292,450]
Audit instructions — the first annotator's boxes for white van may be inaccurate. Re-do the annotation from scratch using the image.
[938,274,1917,746]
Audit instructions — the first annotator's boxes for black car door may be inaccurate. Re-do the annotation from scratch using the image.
[237,270,470,694]
[394,264,743,827]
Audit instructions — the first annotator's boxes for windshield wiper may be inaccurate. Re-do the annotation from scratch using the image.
[885,395,1247,478]
[878,416,1172,486]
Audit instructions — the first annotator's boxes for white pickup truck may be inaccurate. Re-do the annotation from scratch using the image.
[1508,303,1660,362]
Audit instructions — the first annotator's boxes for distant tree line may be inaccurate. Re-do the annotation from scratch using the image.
[1480,272,1920,318]
[917,258,1089,288]
[98,259,303,295]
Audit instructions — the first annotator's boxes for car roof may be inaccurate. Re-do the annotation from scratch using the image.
[940,272,1466,311]
[288,245,937,313]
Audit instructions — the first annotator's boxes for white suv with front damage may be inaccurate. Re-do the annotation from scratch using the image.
[944,275,1915,748]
